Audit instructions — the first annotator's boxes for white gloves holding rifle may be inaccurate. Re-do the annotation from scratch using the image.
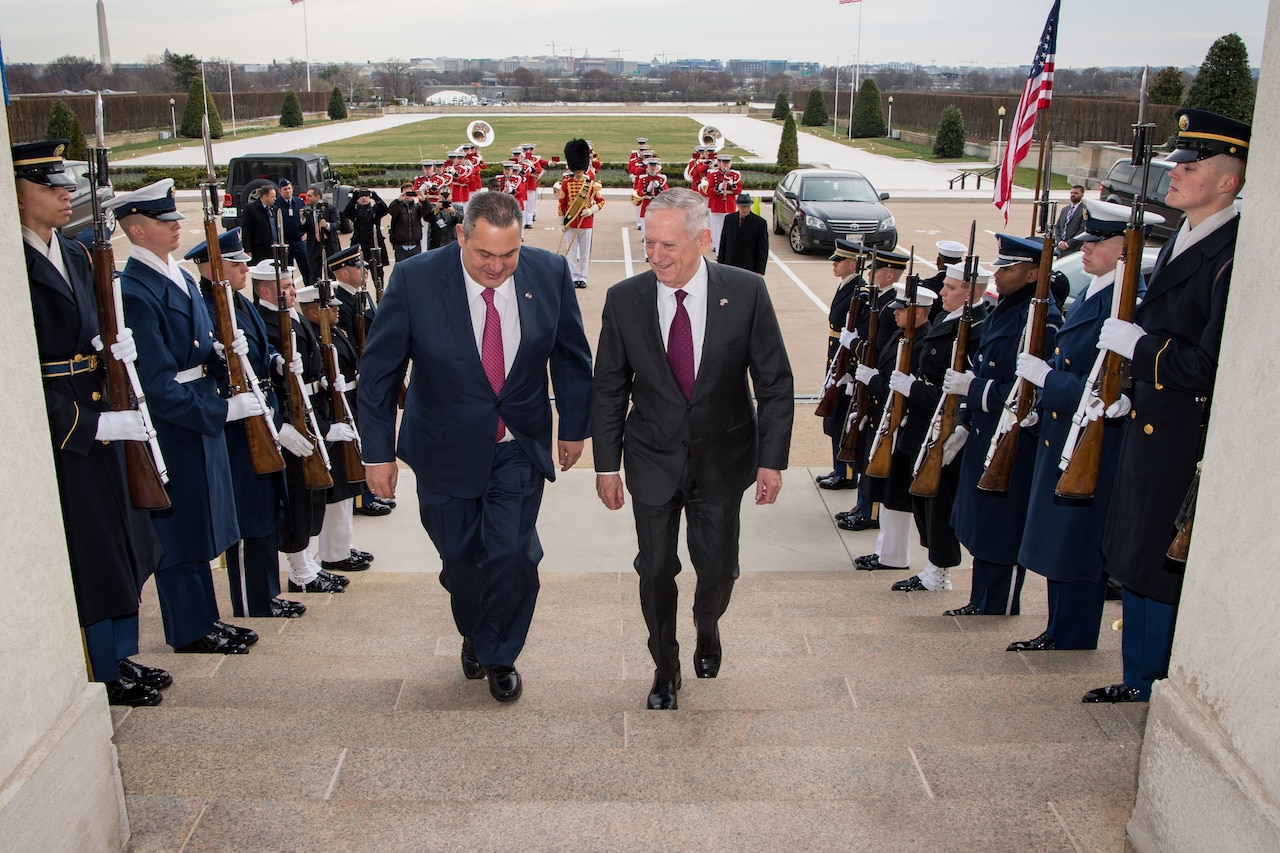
[91,327,137,364]
[277,424,314,457]
[325,423,357,443]
[226,394,266,423]
[1015,354,1051,389]
[1098,319,1146,360]
[942,425,968,465]
[96,410,148,442]
[942,369,975,396]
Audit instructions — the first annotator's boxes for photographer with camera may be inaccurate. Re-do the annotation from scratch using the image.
[387,184,426,263]
[426,187,463,250]
[342,187,389,279]
[303,184,341,284]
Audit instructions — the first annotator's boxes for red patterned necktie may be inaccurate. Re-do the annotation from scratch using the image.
[667,289,694,400]
[481,288,506,440]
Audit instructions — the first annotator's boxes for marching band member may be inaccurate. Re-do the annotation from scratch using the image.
[700,153,741,255]
[556,138,605,290]
[632,157,668,246]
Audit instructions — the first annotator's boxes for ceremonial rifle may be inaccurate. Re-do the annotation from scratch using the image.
[87,124,171,509]
[977,137,1057,494]
[272,210,334,489]
[315,259,366,484]
[836,249,882,463]
[199,114,285,475]
[369,244,385,303]
[1057,70,1155,497]
[911,221,979,498]
[865,251,920,479]
[815,248,867,419]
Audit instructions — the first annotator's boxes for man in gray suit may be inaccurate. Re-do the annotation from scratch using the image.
[592,188,794,711]
[1055,185,1086,254]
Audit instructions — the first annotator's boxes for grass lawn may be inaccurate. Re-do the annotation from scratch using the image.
[311,116,752,164]
[110,117,338,159]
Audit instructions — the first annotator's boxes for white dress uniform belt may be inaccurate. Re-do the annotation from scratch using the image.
[175,365,209,384]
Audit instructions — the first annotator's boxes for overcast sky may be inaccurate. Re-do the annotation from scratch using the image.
[0,0,1270,72]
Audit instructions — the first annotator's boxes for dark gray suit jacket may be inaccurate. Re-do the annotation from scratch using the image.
[591,261,794,505]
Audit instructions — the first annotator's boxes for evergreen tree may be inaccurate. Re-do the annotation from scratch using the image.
[849,78,886,138]
[800,87,828,127]
[179,76,223,138]
[777,112,800,171]
[165,52,201,90]
[772,91,790,121]
[280,90,305,127]
[1149,66,1185,106]
[933,105,966,158]
[45,100,87,161]
[1183,33,1256,122]
[327,86,348,120]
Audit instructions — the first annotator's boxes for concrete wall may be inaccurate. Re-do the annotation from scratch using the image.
[1126,2,1280,850]
[0,114,130,849]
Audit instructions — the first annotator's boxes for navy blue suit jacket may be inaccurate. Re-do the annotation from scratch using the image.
[357,241,593,499]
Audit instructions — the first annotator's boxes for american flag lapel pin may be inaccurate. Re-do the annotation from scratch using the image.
[719,298,728,307]
[524,292,533,299]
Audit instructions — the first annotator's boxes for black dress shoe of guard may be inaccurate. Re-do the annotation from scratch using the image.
[1105,579,1124,601]
[317,569,349,587]
[943,603,981,617]
[1007,632,1055,652]
[461,637,485,680]
[354,499,392,517]
[647,670,682,710]
[350,548,375,563]
[693,636,722,679]
[817,474,857,490]
[106,678,163,707]
[837,513,879,532]
[574,280,587,289]
[1082,683,1145,704]
[816,470,837,483]
[118,658,172,691]
[174,632,250,654]
[269,598,307,618]
[321,555,370,573]
[486,666,522,702]
[856,555,907,572]
[288,575,345,593]
[891,575,927,592]
[214,620,258,646]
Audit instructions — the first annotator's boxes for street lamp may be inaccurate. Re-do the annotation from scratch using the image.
[169,98,176,138]
[887,96,894,138]
[996,105,1006,164]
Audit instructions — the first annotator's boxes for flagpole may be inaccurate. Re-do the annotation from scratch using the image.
[833,56,839,138]
[855,1,862,91]
[302,0,312,92]
[227,60,237,136]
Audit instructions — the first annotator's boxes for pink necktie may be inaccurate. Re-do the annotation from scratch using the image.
[667,289,694,400]
[481,288,506,440]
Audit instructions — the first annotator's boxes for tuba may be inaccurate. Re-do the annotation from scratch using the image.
[697,125,725,152]
[466,120,495,148]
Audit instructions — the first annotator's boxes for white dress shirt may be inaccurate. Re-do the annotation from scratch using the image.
[655,258,709,377]
[129,244,192,298]
[463,269,520,442]
[22,226,71,291]
[1169,204,1238,263]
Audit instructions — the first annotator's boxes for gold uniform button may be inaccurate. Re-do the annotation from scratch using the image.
[194,340,201,348]
[988,361,995,367]
[1155,383,1164,390]
[1064,358,1071,366]
[1144,424,1154,435]
[1051,412,1057,419]
[1054,347,1060,355]
[1130,410,1138,419]
[91,391,102,401]
[1044,439,1050,447]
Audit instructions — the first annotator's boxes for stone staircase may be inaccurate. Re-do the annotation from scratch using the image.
[112,469,1142,852]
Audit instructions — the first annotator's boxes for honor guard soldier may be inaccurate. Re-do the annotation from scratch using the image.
[556,138,606,289]
[116,179,259,654]
[188,229,307,619]
[1009,201,1164,651]
[923,240,967,323]
[15,140,167,704]
[250,260,347,594]
[631,157,668,245]
[274,178,310,284]
[944,234,1062,616]
[1084,109,1248,704]
[700,154,742,255]
[519,143,547,228]
[892,263,991,593]
[819,238,866,493]
[296,285,374,574]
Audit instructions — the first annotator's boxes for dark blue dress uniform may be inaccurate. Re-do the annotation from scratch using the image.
[822,272,863,477]
[275,184,311,283]
[120,254,240,648]
[25,232,162,679]
[863,320,925,513]
[951,261,1061,615]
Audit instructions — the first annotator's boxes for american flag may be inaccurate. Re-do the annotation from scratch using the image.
[838,0,861,4]
[992,0,1060,222]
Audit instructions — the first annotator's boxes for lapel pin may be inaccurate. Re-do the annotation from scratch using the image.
[719,298,729,307]
[524,292,532,299]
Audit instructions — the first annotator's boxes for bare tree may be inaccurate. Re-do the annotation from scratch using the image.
[375,58,412,100]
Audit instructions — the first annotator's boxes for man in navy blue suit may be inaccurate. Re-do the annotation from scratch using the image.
[358,191,593,703]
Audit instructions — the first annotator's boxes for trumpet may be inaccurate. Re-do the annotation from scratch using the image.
[466,119,495,148]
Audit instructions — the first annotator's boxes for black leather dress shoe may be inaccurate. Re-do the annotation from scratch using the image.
[855,555,907,572]
[215,620,258,646]
[816,473,857,490]
[574,280,587,289]
[106,678,163,707]
[269,598,307,618]
[321,555,370,573]
[693,635,722,679]
[118,658,172,691]
[317,569,349,587]
[647,670,682,710]
[816,470,837,483]
[1105,579,1124,601]
[174,632,249,654]
[891,575,927,592]
[837,513,879,532]
[943,603,981,617]
[350,548,375,563]
[288,575,346,593]
[1007,632,1055,652]
[1082,683,1145,704]
[354,499,392,517]
[381,498,397,509]
[460,637,484,680]
[486,666,522,702]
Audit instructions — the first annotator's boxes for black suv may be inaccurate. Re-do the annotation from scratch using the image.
[1098,157,1182,240]
[221,152,353,232]
[772,169,897,253]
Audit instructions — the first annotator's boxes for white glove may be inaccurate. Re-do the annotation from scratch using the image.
[888,370,915,397]
[838,328,859,349]
[91,329,138,364]
[1083,394,1132,423]
[333,373,348,394]
[942,425,968,465]
[95,410,148,442]
[288,353,304,376]
[942,368,975,396]
[277,423,314,458]
[325,422,357,442]
[273,353,286,376]
[583,205,600,217]
[854,364,877,386]
[229,329,249,358]
[226,394,266,423]
[1020,411,1041,428]
[1098,318,1146,359]
[1015,353,1051,389]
